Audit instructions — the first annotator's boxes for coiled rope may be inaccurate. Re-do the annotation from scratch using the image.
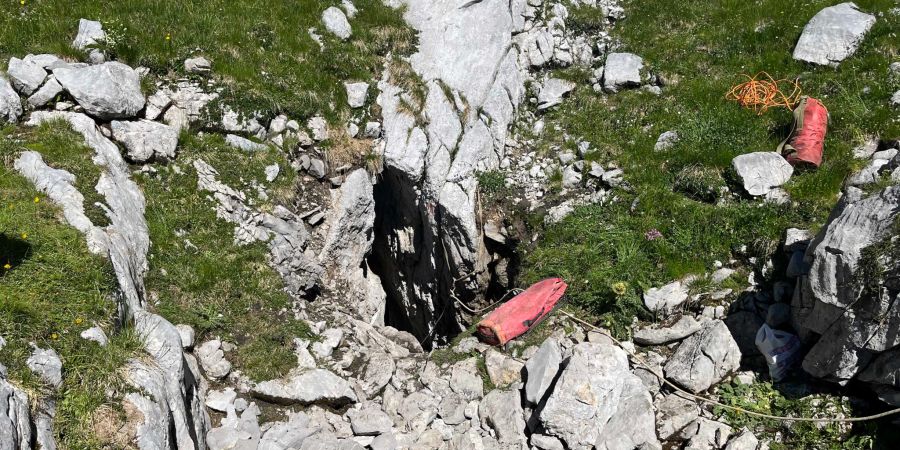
[558,310,900,423]
[725,72,802,115]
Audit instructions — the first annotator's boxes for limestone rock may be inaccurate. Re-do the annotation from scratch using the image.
[252,368,357,406]
[347,406,392,436]
[724,429,760,450]
[732,152,793,196]
[72,19,106,51]
[655,393,700,440]
[633,315,702,345]
[111,120,179,163]
[7,56,47,96]
[345,82,369,108]
[184,57,211,74]
[664,320,741,393]
[793,3,876,66]
[53,62,145,120]
[679,418,733,449]
[655,130,679,152]
[27,77,63,108]
[80,326,109,346]
[524,338,562,404]
[479,389,526,445]
[196,339,232,380]
[0,76,22,123]
[27,346,63,389]
[322,7,352,40]
[603,52,643,93]
[537,78,576,110]
[540,342,657,450]
[225,134,268,152]
[643,280,689,315]
[484,349,524,387]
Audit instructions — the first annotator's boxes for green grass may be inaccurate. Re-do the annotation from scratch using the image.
[0,0,414,120]
[140,133,312,382]
[521,0,900,334]
[0,128,142,448]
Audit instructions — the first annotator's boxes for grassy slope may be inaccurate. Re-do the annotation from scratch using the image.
[141,134,311,382]
[0,0,413,119]
[521,0,900,334]
[0,125,141,448]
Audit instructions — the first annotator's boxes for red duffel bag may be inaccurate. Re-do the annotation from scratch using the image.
[778,96,829,169]
[476,278,568,346]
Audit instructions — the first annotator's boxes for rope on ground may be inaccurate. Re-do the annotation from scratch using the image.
[558,310,900,423]
[725,72,802,115]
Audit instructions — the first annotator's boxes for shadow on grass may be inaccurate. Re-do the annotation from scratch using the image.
[0,233,31,277]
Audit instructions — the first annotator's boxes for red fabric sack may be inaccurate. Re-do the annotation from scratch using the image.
[476,278,568,346]
[778,96,829,168]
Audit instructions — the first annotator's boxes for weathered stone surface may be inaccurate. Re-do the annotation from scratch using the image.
[724,429,760,450]
[27,76,63,108]
[665,320,741,393]
[679,418,733,449]
[80,326,109,346]
[53,62,145,120]
[184,57,211,74]
[27,347,63,389]
[0,372,33,450]
[347,406,392,436]
[8,57,47,96]
[479,389,526,445]
[484,348,524,387]
[793,3,876,66]
[345,82,369,108]
[111,119,179,163]
[654,130,679,152]
[205,387,237,413]
[524,337,562,404]
[449,358,484,401]
[537,78,575,110]
[196,339,232,380]
[0,76,22,123]
[603,52,643,93]
[323,7,352,39]
[655,393,700,440]
[540,342,657,450]
[72,19,106,51]
[633,315,702,345]
[794,186,900,382]
[225,134,268,152]
[252,368,357,406]
[643,280,689,315]
[732,152,793,196]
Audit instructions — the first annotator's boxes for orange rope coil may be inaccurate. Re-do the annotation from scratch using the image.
[726,72,802,115]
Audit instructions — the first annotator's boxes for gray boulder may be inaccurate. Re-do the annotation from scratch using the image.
[540,342,657,450]
[732,152,793,196]
[537,78,576,110]
[524,337,562,404]
[793,3,876,66]
[643,280,689,315]
[8,57,47,96]
[654,130,679,151]
[478,389,526,445]
[679,418,733,449]
[794,186,900,383]
[184,57,211,74]
[53,62,145,120]
[27,346,63,389]
[347,406,393,436]
[655,393,700,440]
[724,429,760,450]
[322,7,352,40]
[0,372,33,450]
[111,120,179,163]
[27,77,63,108]
[72,19,106,51]
[603,52,644,93]
[252,368,357,406]
[664,320,741,393]
[345,82,369,108]
[0,77,23,123]
[633,315,702,345]
[196,339,232,379]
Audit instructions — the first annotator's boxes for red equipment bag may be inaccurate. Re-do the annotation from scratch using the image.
[778,96,829,169]
[476,278,568,346]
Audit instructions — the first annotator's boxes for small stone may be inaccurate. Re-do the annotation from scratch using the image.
[603,52,644,93]
[484,349,524,387]
[184,56,211,74]
[196,339,232,380]
[348,406,393,436]
[27,77,64,108]
[176,324,195,349]
[8,57,48,96]
[322,7,352,40]
[72,19,106,51]
[308,158,327,179]
[524,338,562,404]
[784,228,812,253]
[111,119,179,163]
[206,387,238,412]
[711,267,735,284]
[80,326,108,346]
[0,77,23,123]
[308,116,328,141]
[264,164,280,182]
[363,121,381,138]
[664,320,741,393]
[654,130,679,151]
[732,152,793,196]
[27,346,63,389]
[793,3,876,66]
[225,134,268,152]
[643,280,689,315]
[537,78,576,110]
[633,315,702,346]
[344,82,369,108]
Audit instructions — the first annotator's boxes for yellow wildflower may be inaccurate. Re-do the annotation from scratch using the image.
[165,33,171,41]
[611,281,627,296]
[74,317,84,325]
[2,263,10,270]
[20,0,24,5]
[51,333,59,340]
[33,196,40,203]
[20,232,27,239]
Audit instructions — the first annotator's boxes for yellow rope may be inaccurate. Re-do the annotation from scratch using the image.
[558,310,900,423]
[725,72,802,115]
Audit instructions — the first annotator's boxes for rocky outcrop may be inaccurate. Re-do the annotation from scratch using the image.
[793,2,876,66]
[372,0,526,343]
[793,186,900,397]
